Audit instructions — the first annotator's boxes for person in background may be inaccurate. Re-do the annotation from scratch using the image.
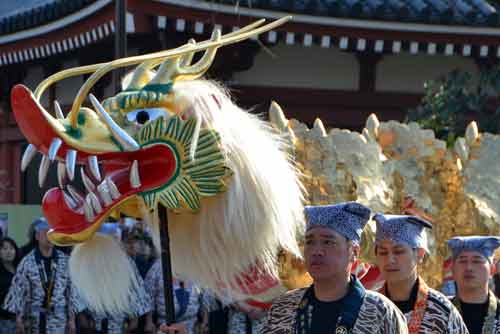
[0,237,21,334]
[19,218,42,259]
[140,236,157,276]
[373,214,467,334]
[124,234,140,259]
[134,234,157,279]
[144,259,204,334]
[448,236,500,334]
[3,218,80,334]
[226,303,267,334]
[204,296,228,334]
[127,233,157,333]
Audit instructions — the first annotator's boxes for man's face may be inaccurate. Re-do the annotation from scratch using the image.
[304,227,357,281]
[375,239,421,284]
[36,229,52,249]
[452,250,491,292]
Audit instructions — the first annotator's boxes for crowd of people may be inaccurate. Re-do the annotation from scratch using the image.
[0,204,499,334]
[0,218,267,334]
[261,203,500,334]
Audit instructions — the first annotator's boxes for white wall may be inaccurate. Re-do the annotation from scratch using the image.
[376,53,479,93]
[21,47,481,108]
[232,44,479,94]
[232,42,359,90]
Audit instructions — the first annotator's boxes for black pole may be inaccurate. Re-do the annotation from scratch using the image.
[113,0,127,91]
[158,204,176,325]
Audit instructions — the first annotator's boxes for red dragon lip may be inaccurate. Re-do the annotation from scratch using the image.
[12,84,178,244]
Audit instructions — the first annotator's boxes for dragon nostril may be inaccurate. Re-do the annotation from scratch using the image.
[136,110,150,124]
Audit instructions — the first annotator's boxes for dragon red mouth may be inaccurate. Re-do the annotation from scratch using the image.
[12,84,178,244]
[42,144,177,239]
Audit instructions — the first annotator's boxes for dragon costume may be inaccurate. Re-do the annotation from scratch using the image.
[12,18,305,315]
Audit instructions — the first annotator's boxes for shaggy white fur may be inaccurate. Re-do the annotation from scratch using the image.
[69,234,141,315]
[165,80,304,300]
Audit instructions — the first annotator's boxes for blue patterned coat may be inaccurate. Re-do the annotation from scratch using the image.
[3,249,83,334]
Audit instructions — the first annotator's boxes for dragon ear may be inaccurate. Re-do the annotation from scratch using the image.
[123,60,157,91]
[148,29,221,85]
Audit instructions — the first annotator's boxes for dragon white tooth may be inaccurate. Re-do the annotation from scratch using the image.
[66,150,77,180]
[81,168,96,193]
[57,162,66,188]
[67,185,84,204]
[88,192,103,214]
[101,192,113,207]
[89,94,140,152]
[88,155,101,181]
[21,144,37,172]
[83,202,95,222]
[130,160,141,188]
[63,190,77,209]
[97,182,113,206]
[54,100,64,119]
[85,195,95,214]
[106,177,121,200]
[48,138,63,161]
[38,155,50,187]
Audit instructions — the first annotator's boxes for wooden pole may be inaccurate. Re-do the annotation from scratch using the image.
[158,204,176,325]
[113,0,127,91]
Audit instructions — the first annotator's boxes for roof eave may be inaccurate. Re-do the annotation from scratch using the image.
[154,0,500,37]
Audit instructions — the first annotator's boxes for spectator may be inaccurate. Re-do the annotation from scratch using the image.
[227,303,267,334]
[3,218,81,334]
[0,237,20,334]
[19,218,42,259]
[205,298,228,334]
[136,236,156,278]
[124,229,156,279]
[127,234,157,333]
[144,259,204,334]
[124,235,140,259]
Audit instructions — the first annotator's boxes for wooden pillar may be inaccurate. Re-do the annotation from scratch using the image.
[113,0,127,91]
[356,53,382,93]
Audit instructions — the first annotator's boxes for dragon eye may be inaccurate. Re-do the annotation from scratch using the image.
[126,108,169,125]
[136,110,149,124]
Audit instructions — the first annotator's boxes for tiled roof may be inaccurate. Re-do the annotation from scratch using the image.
[2,0,500,37]
[209,0,500,27]
[0,0,95,35]
[2,0,500,66]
